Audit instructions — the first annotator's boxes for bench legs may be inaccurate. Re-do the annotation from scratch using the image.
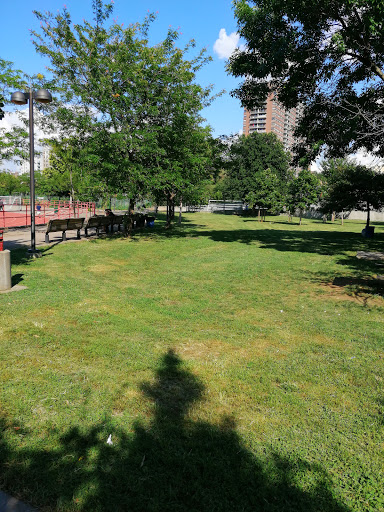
[77,228,81,239]
[45,231,66,243]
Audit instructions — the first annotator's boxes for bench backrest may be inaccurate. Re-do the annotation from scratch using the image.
[46,219,69,233]
[112,215,124,225]
[67,217,85,230]
[99,216,113,227]
[85,216,103,228]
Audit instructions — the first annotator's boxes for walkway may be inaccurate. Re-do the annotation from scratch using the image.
[0,491,37,512]
[2,225,84,251]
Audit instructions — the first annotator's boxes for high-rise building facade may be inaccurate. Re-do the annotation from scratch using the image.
[243,92,299,152]
[20,148,51,174]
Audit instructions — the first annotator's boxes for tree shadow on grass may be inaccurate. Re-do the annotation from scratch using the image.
[8,246,55,266]
[0,350,350,512]
[126,214,383,255]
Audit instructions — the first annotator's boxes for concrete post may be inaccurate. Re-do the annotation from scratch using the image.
[0,250,12,291]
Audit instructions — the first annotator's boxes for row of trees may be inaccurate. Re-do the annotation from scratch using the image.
[213,133,321,224]
[2,0,383,231]
[2,127,383,230]
[211,132,384,228]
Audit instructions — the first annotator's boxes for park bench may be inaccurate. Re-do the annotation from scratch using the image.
[111,215,124,231]
[45,217,85,243]
[84,215,113,237]
[83,213,154,238]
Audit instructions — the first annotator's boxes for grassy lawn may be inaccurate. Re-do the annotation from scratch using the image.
[0,213,383,511]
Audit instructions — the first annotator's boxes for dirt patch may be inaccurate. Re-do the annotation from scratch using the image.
[321,276,384,305]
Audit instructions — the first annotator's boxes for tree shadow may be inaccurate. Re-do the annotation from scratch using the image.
[205,227,383,255]
[7,246,55,266]
[0,350,350,512]
[11,273,24,286]
[123,216,383,257]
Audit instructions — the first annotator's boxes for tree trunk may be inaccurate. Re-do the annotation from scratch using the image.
[69,167,75,215]
[331,211,335,222]
[366,202,370,228]
[125,197,135,236]
[166,193,175,228]
[299,209,302,225]
[178,199,182,225]
[258,208,261,222]
[341,210,344,226]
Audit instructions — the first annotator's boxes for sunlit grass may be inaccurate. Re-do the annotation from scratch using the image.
[0,213,383,511]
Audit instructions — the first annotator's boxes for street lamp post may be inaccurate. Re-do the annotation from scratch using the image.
[11,88,52,257]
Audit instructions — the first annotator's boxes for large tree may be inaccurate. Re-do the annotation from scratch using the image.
[224,132,291,203]
[286,169,322,225]
[229,0,384,163]
[320,159,384,230]
[31,1,216,229]
[245,167,284,219]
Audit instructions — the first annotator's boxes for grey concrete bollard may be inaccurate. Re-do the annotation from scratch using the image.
[0,250,12,291]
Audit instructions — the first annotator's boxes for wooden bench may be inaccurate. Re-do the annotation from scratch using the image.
[83,213,153,237]
[111,215,124,231]
[84,216,114,236]
[45,218,85,243]
[132,213,152,228]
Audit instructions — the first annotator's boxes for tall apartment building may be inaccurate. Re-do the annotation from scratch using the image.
[20,148,51,174]
[243,92,299,152]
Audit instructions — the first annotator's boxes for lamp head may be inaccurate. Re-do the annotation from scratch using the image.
[34,89,52,104]
[11,91,28,105]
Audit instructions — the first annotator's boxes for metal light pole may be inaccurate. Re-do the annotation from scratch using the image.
[11,88,52,257]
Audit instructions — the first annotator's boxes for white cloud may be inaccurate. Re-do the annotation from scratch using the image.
[213,28,241,60]
[0,110,25,133]
[350,149,384,169]
[0,109,51,172]
[310,150,384,174]
[310,160,322,173]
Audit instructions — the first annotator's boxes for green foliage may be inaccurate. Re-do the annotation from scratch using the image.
[0,59,29,164]
[245,167,284,213]
[0,58,27,100]
[42,138,105,200]
[0,125,29,164]
[287,169,322,223]
[229,0,384,162]
[0,171,20,195]
[224,132,291,205]
[320,159,384,226]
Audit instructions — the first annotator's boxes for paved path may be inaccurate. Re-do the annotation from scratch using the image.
[0,491,37,512]
[3,225,83,251]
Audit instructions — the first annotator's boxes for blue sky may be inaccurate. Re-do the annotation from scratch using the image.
[0,0,244,138]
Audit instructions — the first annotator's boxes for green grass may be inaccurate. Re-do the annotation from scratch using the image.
[0,213,383,511]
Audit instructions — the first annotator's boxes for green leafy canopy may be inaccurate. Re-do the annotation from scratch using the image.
[229,0,384,163]
[31,1,220,207]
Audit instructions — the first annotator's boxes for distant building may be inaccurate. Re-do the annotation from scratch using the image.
[20,148,51,174]
[243,92,301,152]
